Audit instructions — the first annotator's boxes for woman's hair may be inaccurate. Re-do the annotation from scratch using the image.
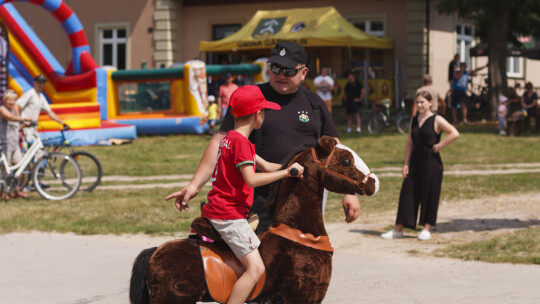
[3,89,18,102]
[415,90,433,103]
[525,82,533,90]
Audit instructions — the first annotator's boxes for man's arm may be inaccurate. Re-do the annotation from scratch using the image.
[332,137,361,223]
[46,110,67,127]
[165,131,225,211]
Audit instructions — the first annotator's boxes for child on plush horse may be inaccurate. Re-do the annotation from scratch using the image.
[166,85,304,304]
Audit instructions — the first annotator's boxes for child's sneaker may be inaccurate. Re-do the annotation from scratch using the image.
[381,229,403,239]
[418,230,432,241]
[346,128,352,133]
[356,127,361,133]
[499,130,506,135]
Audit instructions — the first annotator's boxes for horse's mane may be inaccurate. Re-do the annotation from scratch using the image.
[262,140,318,214]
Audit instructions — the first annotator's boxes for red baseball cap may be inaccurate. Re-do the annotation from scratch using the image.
[229,85,281,117]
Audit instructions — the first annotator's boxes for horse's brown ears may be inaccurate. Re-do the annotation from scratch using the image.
[317,136,337,155]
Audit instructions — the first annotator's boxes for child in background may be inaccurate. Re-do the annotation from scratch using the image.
[1,90,32,199]
[498,95,509,135]
[166,85,304,304]
[206,95,218,136]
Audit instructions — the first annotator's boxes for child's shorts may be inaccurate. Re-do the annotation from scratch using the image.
[208,218,260,258]
[207,119,216,125]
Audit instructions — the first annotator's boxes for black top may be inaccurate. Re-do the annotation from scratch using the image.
[220,82,338,164]
[448,60,458,81]
[410,115,441,163]
[345,80,362,104]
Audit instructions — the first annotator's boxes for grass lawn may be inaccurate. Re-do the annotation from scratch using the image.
[0,113,539,264]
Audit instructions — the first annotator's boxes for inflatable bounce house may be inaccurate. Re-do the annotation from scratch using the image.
[0,0,137,145]
[0,0,266,142]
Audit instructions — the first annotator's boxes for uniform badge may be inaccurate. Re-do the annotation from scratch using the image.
[298,111,309,122]
[280,48,286,56]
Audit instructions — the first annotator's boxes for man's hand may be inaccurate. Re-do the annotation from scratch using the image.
[165,184,199,212]
[342,194,360,223]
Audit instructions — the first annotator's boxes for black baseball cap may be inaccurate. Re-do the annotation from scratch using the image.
[267,42,308,69]
[34,74,47,82]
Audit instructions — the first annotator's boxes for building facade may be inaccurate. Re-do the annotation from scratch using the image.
[11,0,540,98]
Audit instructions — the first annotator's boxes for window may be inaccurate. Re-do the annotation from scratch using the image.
[118,81,171,114]
[97,26,128,69]
[456,23,475,70]
[206,24,242,65]
[352,20,385,37]
[347,14,386,37]
[507,56,523,78]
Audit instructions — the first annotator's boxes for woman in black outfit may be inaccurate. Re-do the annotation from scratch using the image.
[381,90,459,241]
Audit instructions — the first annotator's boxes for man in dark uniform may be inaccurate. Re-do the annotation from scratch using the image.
[166,41,360,230]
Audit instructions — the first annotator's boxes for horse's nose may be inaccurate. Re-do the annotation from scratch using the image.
[369,173,380,196]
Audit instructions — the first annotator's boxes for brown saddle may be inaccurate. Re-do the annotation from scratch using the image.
[192,217,265,303]
[191,217,222,241]
[199,241,266,303]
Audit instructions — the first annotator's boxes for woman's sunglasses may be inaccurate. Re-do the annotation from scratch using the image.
[270,64,305,77]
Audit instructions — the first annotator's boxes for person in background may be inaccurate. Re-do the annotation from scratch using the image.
[205,95,218,136]
[451,62,470,124]
[413,74,442,117]
[521,82,538,132]
[314,67,334,113]
[498,95,510,135]
[16,75,68,138]
[1,90,32,199]
[381,91,459,241]
[343,70,364,133]
[218,73,239,122]
[448,53,460,91]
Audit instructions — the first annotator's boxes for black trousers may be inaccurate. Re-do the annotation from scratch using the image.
[396,154,443,229]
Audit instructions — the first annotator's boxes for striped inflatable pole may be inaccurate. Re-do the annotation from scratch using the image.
[0,0,97,75]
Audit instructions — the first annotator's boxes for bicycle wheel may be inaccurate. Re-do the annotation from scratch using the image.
[32,152,81,200]
[396,114,411,134]
[367,112,386,134]
[71,151,102,192]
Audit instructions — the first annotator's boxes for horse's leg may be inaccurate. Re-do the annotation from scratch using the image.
[278,247,332,304]
[147,239,209,304]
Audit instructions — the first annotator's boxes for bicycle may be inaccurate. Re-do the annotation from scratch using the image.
[367,98,410,134]
[1,124,82,200]
[41,127,102,192]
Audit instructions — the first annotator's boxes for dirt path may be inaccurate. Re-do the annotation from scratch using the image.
[95,163,540,190]
[1,192,539,303]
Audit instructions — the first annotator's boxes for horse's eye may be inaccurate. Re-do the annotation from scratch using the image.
[342,159,350,166]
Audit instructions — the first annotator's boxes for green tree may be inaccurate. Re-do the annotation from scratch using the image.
[438,0,540,120]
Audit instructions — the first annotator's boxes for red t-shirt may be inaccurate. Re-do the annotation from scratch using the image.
[219,83,239,109]
[202,130,255,219]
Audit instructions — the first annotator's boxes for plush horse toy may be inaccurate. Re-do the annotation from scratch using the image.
[130,136,379,304]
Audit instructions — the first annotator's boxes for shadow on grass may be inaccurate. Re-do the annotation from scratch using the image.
[436,218,540,233]
[349,218,540,237]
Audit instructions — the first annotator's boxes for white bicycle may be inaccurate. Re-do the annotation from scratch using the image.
[0,124,82,200]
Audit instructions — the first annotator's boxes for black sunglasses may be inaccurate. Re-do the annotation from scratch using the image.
[270,64,305,77]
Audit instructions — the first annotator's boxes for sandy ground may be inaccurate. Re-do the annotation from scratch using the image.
[1,192,540,304]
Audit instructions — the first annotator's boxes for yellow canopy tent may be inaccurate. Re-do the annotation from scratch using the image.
[199,6,393,52]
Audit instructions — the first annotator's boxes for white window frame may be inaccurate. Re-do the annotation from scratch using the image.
[506,57,523,78]
[346,14,387,37]
[94,22,130,69]
[456,23,475,70]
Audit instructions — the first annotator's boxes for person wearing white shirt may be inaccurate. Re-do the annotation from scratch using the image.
[313,67,334,113]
